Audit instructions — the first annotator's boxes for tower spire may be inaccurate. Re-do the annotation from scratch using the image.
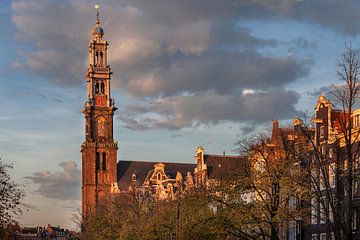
[95,4,100,25]
[93,3,104,39]
[82,4,118,221]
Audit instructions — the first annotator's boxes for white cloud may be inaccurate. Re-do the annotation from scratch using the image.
[25,161,81,200]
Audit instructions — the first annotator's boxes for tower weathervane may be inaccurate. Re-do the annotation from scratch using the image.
[95,4,100,25]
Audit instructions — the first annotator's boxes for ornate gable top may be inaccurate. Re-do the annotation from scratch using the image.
[315,94,332,111]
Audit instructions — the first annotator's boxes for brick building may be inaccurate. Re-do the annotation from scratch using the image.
[308,94,360,240]
[80,7,248,220]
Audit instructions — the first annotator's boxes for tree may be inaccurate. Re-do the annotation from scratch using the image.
[295,45,360,240]
[0,159,25,237]
[208,124,310,240]
[333,44,360,240]
[81,187,227,240]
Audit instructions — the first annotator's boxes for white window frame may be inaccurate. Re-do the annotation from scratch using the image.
[329,163,336,188]
[355,114,360,128]
[311,198,318,224]
[320,126,325,138]
[320,203,325,223]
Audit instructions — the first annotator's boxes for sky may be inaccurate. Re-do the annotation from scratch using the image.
[1,0,360,230]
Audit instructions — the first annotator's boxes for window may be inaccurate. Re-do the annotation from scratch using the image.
[344,159,348,170]
[330,233,335,240]
[101,82,105,94]
[311,234,318,240]
[100,51,103,65]
[321,144,326,156]
[354,155,360,170]
[355,114,360,128]
[96,152,100,171]
[353,179,359,197]
[95,51,99,65]
[95,82,99,94]
[320,172,325,190]
[320,203,325,223]
[132,173,137,181]
[329,163,335,188]
[320,233,327,240]
[102,152,106,171]
[311,198,318,224]
[353,209,359,230]
[320,126,325,138]
[329,203,333,222]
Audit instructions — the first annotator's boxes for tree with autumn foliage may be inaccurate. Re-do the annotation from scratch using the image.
[0,159,25,238]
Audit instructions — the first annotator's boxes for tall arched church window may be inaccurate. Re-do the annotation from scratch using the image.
[102,152,106,171]
[95,82,99,94]
[96,152,100,171]
[101,82,105,94]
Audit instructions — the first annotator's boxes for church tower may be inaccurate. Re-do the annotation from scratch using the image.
[81,5,118,220]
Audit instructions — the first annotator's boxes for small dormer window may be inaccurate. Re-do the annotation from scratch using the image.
[132,173,137,181]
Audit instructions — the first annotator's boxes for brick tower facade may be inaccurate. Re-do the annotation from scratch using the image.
[81,7,118,220]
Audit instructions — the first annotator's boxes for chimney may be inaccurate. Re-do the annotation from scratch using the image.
[271,119,280,143]
[223,151,225,156]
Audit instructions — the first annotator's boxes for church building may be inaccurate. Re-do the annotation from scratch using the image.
[81,7,247,220]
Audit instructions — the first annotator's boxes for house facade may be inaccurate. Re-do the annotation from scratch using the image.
[308,94,360,240]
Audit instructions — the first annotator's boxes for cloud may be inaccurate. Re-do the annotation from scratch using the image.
[16,0,357,130]
[307,85,333,98]
[289,0,360,35]
[10,0,360,88]
[126,0,360,35]
[120,89,302,130]
[121,50,311,97]
[240,126,257,135]
[25,161,81,200]
[10,0,310,91]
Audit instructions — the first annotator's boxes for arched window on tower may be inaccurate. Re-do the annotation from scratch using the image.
[101,82,105,94]
[95,51,99,65]
[96,152,100,171]
[95,82,99,94]
[100,52,103,65]
[102,152,106,171]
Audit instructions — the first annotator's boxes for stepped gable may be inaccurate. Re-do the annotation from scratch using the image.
[117,160,196,190]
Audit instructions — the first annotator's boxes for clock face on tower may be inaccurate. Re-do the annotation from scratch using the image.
[95,95,106,106]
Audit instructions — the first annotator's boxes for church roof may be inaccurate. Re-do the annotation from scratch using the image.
[204,154,248,180]
[117,160,196,190]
